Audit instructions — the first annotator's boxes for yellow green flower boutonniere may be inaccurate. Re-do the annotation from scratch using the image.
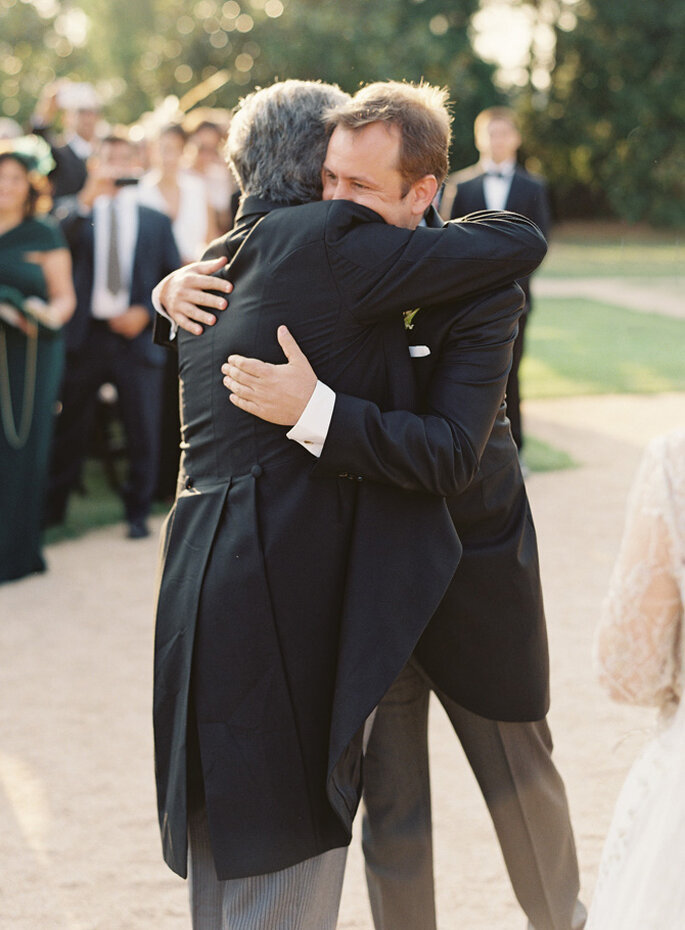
[403,307,421,330]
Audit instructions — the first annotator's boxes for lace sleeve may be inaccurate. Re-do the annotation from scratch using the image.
[594,433,685,710]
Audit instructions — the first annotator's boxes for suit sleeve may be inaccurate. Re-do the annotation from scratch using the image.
[313,285,523,496]
[151,232,235,349]
[145,215,181,321]
[529,177,552,240]
[326,208,546,325]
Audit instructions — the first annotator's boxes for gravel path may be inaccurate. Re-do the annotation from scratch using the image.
[2,265,684,927]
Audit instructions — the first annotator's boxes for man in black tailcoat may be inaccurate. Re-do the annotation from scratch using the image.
[442,107,551,456]
[152,80,546,929]
[193,86,584,930]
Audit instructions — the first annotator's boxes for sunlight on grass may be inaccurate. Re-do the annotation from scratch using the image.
[523,298,685,399]
[540,229,683,279]
[525,435,578,473]
[44,460,169,546]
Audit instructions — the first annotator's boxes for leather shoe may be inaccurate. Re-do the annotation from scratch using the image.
[127,519,150,540]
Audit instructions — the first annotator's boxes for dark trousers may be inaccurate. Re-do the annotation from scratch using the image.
[47,323,164,525]
[362,659,586,930]
[506,309,528,451]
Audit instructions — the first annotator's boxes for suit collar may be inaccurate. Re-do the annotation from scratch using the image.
[424,205,444,229]
[234,193,298,224]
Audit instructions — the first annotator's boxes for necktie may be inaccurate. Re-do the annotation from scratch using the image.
[106,200,122,295]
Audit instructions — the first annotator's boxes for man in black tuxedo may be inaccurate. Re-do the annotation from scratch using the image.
[46,135,180,538]
[441,107,551,456]
[152,80,546,929]
[31,82,101,202]
[175,85,583,930]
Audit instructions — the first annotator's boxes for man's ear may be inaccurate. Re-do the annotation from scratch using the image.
[410,174,439,217]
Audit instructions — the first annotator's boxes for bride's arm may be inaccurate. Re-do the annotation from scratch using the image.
[594,436,683,709]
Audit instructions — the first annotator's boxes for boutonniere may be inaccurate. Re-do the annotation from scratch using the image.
[403,307,421,330]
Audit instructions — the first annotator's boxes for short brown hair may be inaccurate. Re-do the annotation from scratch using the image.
[473,106,519,138]
[325,81,452,189]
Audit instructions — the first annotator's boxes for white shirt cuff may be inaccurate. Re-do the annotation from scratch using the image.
[286,380,336,458]
[152,281,178,340]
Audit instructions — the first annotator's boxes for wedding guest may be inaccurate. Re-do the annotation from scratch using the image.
[441,107,551,461]
[30,81,102,202]
[588,428,685,929]
[45,134,180,539]
[138,123,216,263]
[137,122,212,499]
[0,142,75,583]
[185,115,238,233]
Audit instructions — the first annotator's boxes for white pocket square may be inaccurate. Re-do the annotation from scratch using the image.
[408,345,431,358]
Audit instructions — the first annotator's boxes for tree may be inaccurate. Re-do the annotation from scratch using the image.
[521,0,685,226]
[2,0,502,174]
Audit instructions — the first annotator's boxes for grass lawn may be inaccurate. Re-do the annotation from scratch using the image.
[520,293,685,472]
[522,298,685,399]
[540,222,683,279]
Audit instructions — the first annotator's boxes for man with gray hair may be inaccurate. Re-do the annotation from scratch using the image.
[153,79,545,929]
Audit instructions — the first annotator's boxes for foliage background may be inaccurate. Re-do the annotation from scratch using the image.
[1,0,684,226]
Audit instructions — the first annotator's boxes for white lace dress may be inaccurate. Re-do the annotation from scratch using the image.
[587,428,685,930]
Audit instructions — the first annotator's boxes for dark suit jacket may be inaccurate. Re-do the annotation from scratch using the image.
[58,201,180,365]
[445,165,551,309]
[153,195,547,881]
[49,142,89,200]
[313,206,549,721]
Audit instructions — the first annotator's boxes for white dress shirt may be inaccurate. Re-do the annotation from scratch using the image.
[480,158,516,212]
[138,170,210,264]
[65,133,94,162]
[91,188,139,319]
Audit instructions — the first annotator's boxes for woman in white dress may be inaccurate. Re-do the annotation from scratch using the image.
[587,428,685,929]
[186,117,238,234]
[137,123,217,263]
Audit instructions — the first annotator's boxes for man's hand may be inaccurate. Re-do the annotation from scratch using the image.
[157,256,233,335]
[108,305,150,339]
[221,325,317,425]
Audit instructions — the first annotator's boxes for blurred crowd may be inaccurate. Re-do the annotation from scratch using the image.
[0,80,551,586]
[0,81,239,583]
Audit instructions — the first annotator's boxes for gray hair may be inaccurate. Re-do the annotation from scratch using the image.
[227,79,349,204]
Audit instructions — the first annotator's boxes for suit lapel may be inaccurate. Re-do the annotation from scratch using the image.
[505,170,526,213]
[129,205,144,302]
[471,174,487,212]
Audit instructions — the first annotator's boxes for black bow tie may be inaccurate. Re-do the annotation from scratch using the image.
[485,170,506,179]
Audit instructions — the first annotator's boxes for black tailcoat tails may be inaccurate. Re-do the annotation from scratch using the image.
[152,197,547,880]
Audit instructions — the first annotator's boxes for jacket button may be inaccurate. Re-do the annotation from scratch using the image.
[185,477,193,489]
[250,465,263,478]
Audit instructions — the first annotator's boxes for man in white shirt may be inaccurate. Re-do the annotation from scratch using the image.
[441,107,551,457]
[46,135,180,538]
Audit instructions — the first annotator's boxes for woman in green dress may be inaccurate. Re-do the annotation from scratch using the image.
[0,147,75,583]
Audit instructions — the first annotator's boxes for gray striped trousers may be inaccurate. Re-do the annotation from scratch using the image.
[188,805,348,929]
